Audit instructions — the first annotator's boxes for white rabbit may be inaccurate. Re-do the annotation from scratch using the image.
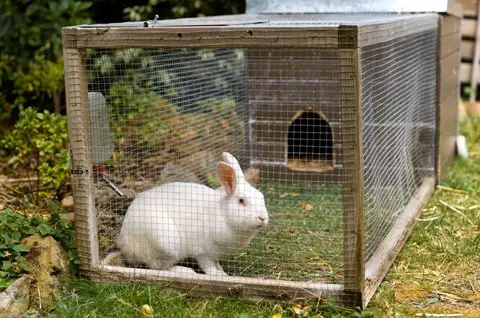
[116,152,269,276]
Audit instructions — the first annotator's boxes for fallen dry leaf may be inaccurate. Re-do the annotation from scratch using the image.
[301,203,313,210]
[288,227,296,233]
[280,193,301,198]
[140,304,154,315]
[292,304,302,314]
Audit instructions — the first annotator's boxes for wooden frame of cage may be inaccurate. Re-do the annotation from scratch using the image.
[436,13,462,183]
[62,15,437,308]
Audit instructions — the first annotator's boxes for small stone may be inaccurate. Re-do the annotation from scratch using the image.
[61,196,74,210]
[60,212,75,222]
[0,275,31,318]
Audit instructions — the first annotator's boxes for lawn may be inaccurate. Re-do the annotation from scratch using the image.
[214,182,344,283]
[45,118,480,318]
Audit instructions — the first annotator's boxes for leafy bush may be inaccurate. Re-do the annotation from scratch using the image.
[0,0,92,133]
[0,210,34,279]
[2,108,70,202]
[44,200,80,269]
[0,203,78,285]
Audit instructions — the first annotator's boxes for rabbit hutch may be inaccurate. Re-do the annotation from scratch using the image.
[62,13,439,308]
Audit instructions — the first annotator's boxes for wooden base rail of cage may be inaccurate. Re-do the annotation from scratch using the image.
[363,177,435,305]
[92,265,346,303]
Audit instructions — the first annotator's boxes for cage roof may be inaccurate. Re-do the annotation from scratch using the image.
[64,13,438,49]
[246,0,462,18]
[77,13,437,29]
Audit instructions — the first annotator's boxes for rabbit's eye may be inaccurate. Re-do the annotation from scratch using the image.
[239,198,247,206]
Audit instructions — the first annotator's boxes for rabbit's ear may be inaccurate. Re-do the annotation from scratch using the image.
[216,162,237,196]
[221,152,245,182]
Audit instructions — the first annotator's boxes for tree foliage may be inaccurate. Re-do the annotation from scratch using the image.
[0,0,92,133]
[0,0,244,133]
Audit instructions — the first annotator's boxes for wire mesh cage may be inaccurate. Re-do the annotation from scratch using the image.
[62,13,438,308]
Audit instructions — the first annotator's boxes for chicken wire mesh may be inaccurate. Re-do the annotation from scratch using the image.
[84,47,347,284]
[361,29,437,261]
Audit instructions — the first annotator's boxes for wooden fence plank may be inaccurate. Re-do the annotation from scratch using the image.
[458,0,478,18]
[462,19,476,38]
[462,39,474,60]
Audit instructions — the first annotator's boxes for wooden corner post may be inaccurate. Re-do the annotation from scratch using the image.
[62,27,100,276]
[338,25,366,308]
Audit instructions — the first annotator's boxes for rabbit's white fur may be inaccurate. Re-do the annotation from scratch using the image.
[117,152,268,276]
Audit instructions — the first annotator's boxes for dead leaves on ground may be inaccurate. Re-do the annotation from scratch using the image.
[279,193,300,198]
[140,304,154,316]
[272,304,324,317]
[301,203,313,211]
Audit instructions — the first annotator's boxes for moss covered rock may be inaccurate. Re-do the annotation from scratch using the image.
[21,235,68,311]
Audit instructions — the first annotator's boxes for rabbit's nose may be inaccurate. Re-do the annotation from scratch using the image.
[258,216,266,226]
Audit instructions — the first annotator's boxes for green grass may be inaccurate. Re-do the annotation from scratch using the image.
[223,183,344,283]
[369,117,480,316]
[46,280,274,318]
[45,279,378,318]
[0,277,17,291]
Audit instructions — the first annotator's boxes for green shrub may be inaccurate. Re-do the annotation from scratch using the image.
[0,209,35,280]
[0,203,78,287]
[2,108,70,202]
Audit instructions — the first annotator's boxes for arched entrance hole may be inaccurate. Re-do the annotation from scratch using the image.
[287,111,334,172]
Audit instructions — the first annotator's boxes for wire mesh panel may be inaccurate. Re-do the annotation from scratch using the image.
[85,47,248,268]
[247,48,347,284]
[361,29,438,261]
[84,46,349,286]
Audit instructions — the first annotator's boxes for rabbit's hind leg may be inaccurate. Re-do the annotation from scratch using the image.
[197,255,227,276]
[168,266,197,275]
[145,255,176,270]
[141,239,179,270]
